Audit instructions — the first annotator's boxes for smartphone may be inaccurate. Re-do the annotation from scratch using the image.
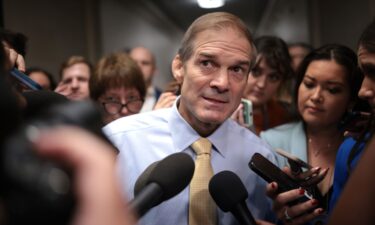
[249,153,318,206]
[275,148,312,174]
[241,98,253,127]
[10,68,42,90]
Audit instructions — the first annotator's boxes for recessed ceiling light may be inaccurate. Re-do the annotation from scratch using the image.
[197,0,225,9]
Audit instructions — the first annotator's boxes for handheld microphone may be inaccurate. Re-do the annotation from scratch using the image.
[130,152,195,218]
[209,170,257,225]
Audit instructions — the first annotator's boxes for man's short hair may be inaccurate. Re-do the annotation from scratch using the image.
[89,52,146,101]
[178,12,257,69]
[359,19,375,53]
[59,55,92,80]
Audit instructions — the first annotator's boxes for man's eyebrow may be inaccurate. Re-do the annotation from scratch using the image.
[236,60,251,66]
[198,52,216,59]
[361,63,375,76]
[198,52,250,66]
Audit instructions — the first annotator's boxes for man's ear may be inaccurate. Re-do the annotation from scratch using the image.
[171,55,184,83]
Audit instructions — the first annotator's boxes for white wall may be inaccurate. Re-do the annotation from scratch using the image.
[255,0,310,44]
[99,0,184,89]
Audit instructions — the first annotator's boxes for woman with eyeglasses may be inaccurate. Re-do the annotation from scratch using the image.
[90,52,146,124]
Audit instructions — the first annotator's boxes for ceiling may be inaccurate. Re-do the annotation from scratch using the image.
[150,0,270,32]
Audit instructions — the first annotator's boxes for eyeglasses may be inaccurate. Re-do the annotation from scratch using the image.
[102,99,144,115]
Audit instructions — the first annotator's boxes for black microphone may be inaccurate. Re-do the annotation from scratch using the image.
[130,152,195,218]
[134,160,159,195]
[209,170,257,225]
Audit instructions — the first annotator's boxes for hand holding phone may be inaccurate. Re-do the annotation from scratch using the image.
[249,153,323,207]
[275,148,327,187]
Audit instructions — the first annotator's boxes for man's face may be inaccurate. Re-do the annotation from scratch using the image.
[358,46,375,113]
[173,28,252,136]
[61,63,90,101]
[130,47,155,86]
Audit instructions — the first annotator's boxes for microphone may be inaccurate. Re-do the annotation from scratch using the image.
[134,160,159,195]
[130,152,195,218]
[209,171,257,225]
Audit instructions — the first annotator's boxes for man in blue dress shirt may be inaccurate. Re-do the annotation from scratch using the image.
[104,12,276,225]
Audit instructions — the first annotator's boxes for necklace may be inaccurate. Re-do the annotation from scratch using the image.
[307,133,343,157]
[308,138,336,157]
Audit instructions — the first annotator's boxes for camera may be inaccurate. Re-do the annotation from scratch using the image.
[1,100,108,225]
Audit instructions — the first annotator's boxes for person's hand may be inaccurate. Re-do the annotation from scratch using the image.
[3,43,25,72]
[55,82,72,97]
[266,182,323,225]
[163,80,181,94]
[31,125,136,225]
[153,92,177,110]
[283,166,328,188]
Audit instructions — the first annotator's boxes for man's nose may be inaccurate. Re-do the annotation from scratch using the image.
[210,69,229,93]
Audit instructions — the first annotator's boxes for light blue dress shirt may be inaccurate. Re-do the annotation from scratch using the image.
[103,100,277,225]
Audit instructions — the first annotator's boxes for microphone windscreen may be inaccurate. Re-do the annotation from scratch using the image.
[148,152,195,201]
[134,160,160,196]
[209,170,248,212]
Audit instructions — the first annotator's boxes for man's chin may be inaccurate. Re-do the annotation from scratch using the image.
[199,113,227,125]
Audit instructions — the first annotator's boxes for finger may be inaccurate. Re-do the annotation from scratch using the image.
[15,53,26,72]
[300,168,328,187]
[286,207,324,225]
[55,83,71,96]
[266,182,279,199]
[296,167,321,181]
[286,198,320,219]
[273,188,306,211]
[230,104,242,120]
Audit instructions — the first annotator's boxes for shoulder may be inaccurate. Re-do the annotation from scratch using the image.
[103,108,170,136]
[260,122,302,139]
[226,120,275,156]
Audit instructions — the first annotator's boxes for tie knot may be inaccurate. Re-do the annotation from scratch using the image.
[191,138,212,155]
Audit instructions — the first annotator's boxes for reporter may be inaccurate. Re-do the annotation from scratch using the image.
[328,19,375,217]
[89,52,146,124]
[261,44,363,224]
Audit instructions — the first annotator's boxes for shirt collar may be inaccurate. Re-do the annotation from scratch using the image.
[146,86,155,97]
[168,97,229,157]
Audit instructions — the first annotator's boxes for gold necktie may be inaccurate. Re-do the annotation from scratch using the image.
[189,138,217,225]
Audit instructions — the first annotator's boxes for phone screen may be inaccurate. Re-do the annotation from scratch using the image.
[241,98,253,127]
